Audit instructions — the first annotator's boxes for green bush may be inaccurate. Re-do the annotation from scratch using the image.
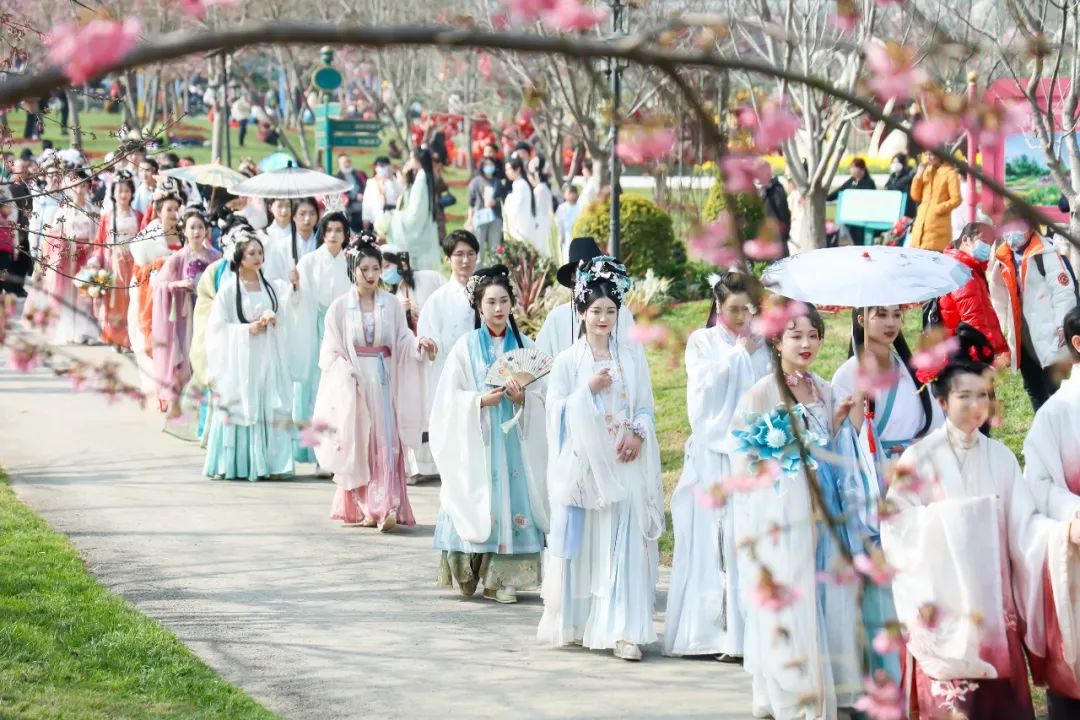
[702,172,766,241]
[573,194,685,280]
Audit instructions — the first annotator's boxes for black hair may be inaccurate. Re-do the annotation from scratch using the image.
[706,270,751,328]
[1064,304,1080,362]
[892,152,907,166]
[766,301,826,354]
[110,172,136,203]
[849,306,934,438]
[380,247,415,291]
[574,278,623,339]
[470,265,525,349]
[141,157,159,172]
[164,152,181,166]
[179,207,211,245]
[230,236,277,323]
[441,229,480,258]
[154,192,184,214]
[952,222,991,250]
[414,148,438,221]
[294,196,320,220]
[931,359,991,400]
[374,156,391,166]
[316,211,349,251]
[346,240,383,284]
[507,156,536,216]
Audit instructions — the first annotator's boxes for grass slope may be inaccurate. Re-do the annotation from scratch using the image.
[648,302,1034,557]
[0,474,277,720]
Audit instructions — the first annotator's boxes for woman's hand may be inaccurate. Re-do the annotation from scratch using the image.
[173,278,194,291]
[480,387,506,407]
[589,368,613,393]
[504,377,526,405]
[248,319,267,336]
[400,296,416,315]
[289,267,300,290]
[417,337,437,359]
[616,432,642,463]
[834,395,856,432]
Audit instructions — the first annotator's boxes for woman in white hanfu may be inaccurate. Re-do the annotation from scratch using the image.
[291,211,353,465]
[389,148,441,271]
[312,238,435,530]
[830,305,942,682]
[430,265,549,604]
[45,168,100,345]
[729,304,861,720]
[203,233,303,481]
[538,262,664,662]
[882,359,1080,720]
[1023,307,1080,719]
[665,271,771,660]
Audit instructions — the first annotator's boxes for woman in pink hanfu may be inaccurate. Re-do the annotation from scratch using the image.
[313,237,436,531]
[151,207,220,416]
[883,359,1080,720]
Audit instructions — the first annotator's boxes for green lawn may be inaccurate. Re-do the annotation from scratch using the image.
[0,473,277,720]
[647,304,1034,557]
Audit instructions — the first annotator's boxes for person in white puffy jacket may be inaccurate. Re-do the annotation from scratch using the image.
[989,223,1079,410]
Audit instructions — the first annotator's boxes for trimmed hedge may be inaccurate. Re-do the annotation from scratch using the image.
[573,194,685,279]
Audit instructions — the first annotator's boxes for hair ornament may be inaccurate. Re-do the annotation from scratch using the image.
[573,256,631,305]
[466,264,511,307]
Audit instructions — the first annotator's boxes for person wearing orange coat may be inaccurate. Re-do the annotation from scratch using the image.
[909,153,962,251]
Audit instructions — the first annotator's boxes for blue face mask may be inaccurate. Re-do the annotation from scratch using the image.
[972,242,991,262]
[482,164,496,176]
[1004,231,1027,251]
[382,266,401,286]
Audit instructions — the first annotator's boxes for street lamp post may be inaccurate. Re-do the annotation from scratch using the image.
[605,0,627,259]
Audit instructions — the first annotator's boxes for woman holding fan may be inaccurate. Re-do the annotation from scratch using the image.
[430,265,549,603]
[538,258,664,661]
[312,236,435,530]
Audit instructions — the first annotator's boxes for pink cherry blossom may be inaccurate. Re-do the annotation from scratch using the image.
[751,300,808,338]
[689,214,739,266]
[724,461,780,493]
[832,7,860,33]
[864,42,927,102]
[816,563,859,586]
[543,0,608,30]
[720,154,772,193]
[913,116,963,148]
[910,336,959,384]
[628,323,670,347]
[179,0,242,18]
[854,352,903,394]
[298,418,332,449]
[752,568,803,612]
[7,342,42,372]
[854,671,904,720]
[853,551,896,586]
[743,238,784,260]
[47,19,140,86]
[507,0,557,23]
[872,625,904,655]
[736,101,801,153]
[616,126,676,164]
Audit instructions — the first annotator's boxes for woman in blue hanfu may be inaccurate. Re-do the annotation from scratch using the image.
[729,303,862,720]
[538,258,665,662]
[290,212,353,465]
[830,305,943,682]
[430,265,549,604]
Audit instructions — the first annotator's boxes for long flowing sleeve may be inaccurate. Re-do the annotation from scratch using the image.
[313,297,369,485]
[631,341,665,541]
[1023,400,1080,515]
[430,336,493,544]
[391,171,439,271]
[190,259,222,387]
[206,280,256,424]
[388,293,426,450]
[685,329,757,453]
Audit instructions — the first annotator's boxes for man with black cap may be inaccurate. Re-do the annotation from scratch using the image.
[535,236,637,359]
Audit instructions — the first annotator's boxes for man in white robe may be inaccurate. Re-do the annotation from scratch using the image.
[415,230,480,480]
[535,237,636,359]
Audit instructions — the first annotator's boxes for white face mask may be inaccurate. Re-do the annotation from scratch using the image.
[891,162,903,174]
[376,166,390,177]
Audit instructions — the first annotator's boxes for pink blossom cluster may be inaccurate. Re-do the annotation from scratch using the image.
[506,0,608,31]
[47,19,140,85]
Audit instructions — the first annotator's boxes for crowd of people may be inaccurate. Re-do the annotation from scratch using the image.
[4,137,1080,720]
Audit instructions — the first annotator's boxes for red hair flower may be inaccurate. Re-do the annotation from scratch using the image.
[915,367,939,385]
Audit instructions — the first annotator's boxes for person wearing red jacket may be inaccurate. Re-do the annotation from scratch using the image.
[939,222,1009,358]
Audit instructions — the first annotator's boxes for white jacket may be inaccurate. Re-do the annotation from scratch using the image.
[988,234,1077,369]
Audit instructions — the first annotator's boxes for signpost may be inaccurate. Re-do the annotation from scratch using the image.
[310,48,383,174]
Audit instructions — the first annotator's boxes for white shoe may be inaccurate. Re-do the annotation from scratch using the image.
[614,641,642,661]
[483,586,518,604]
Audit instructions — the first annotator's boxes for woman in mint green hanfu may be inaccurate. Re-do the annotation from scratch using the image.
[291,212,352,464]
[831,305,942,682]
[430,265,549,604]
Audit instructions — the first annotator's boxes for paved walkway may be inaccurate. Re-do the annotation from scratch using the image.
[0,345,752,719]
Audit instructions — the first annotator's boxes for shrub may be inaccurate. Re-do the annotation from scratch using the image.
[492,237,556,335]
[702,172,766,240]
[573,194,684,279]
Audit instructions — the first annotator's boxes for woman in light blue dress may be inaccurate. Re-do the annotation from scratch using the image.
[429,265,549,604]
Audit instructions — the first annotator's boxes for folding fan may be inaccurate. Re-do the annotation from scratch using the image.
[484,348,554,388]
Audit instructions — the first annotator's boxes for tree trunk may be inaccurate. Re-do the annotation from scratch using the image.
[1067,210,1080,276]
[806,185,829,250]
[66,89,82,151]
[145,69,161,129]
[210,57,226,163]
